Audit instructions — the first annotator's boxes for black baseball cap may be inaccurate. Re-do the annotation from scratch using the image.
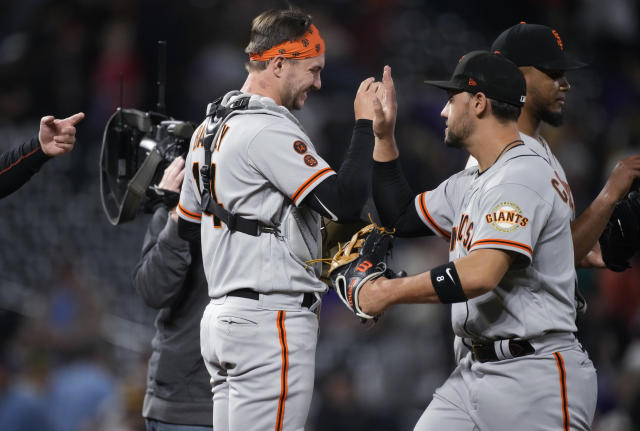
[491,23,586,70]
[424,50,526,107]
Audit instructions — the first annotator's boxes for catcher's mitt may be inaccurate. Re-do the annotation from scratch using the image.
[600,188,640,272]
[326,223,399,319]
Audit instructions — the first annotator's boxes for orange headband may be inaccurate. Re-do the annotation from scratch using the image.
[249,24,325,62]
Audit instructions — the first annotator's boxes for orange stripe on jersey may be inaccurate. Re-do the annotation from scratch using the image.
[554,352,570,431]
[418,192,451,239]
[177,203,202,221]
[469,238,533,256]
[275,311,289,431]
[291,168,334,204]
[0,146,40,176]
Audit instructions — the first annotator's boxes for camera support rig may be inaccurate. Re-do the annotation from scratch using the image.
[99,41,195,226]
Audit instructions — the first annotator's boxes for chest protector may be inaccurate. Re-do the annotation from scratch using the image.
[199,92,323,277]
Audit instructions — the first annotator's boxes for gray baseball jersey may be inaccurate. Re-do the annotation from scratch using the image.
[466,132,576,219]
[414,143,596,431]
[178,92,335,298]
[417,143,578,340]
[178,91,331,431]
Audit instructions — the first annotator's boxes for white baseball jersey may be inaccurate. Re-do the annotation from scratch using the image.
[178,91,335,298]
[417,143,578,340]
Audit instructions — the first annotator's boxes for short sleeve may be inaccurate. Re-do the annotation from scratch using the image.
[469,183,552,264]
[415,178,457,240]
[177,122,205,223]
[247,123,335,206]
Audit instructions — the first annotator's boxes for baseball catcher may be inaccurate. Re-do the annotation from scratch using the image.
[599,186,640,271]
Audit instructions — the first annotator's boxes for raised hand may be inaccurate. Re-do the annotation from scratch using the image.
[602,154,640,205]
[372,66,399,162]
[354,77,382,121]
[372,65,397,140]
[38,112,85,157]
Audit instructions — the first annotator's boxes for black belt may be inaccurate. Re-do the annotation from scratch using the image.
[227,288,315,309]
[472,339,535,363]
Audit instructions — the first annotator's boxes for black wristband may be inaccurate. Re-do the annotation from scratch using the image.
[430,262,467,303]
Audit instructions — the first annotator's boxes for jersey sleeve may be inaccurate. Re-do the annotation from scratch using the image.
[415,178,457,240]
[177,122,205,223]
[469,182,552,264]
[247,122,335,206]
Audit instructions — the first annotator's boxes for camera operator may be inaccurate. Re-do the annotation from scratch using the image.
[133,156,212,431]
[1,112,84,199]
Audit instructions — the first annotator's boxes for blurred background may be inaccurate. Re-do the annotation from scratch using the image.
[0,0,639,429]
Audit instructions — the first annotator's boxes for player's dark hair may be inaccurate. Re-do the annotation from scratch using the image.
[245,7,312,71]
[489,99,521,123]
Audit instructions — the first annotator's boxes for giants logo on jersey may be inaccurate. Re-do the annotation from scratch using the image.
[485,202,529,232]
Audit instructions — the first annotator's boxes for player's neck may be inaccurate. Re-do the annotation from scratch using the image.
[469,122,521,172]
[517,109,542,140]
[241,73,283,106]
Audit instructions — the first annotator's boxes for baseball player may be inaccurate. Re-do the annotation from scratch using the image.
[177,8,382,431]
[360,54,597,430]
[0,112,84,198]
[133,156,212,431]
[467,23,640,268]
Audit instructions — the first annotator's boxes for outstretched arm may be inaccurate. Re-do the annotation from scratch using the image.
[0,112,84,198]
[303,119,374,222]
[302,77,380,222]
[368,66,432,236]
[572,155,640,267]
[358,248,515,315]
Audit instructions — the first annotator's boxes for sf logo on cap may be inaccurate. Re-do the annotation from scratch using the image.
[551,29,564,50]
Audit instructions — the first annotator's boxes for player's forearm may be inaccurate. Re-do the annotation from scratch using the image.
[0,136,50,198]
[367,273,439,309]
[332,119,374,200]
[361,249,512,313]
[305,120,374,221]
[372,159,413,225]
[372,159,430,237]
[373,136,399,162]
[571,191,617,266]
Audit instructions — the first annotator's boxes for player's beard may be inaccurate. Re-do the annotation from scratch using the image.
[445,112,474,149]
[537,105,564,127]
[281,85,311,111]
[529,87,564,127]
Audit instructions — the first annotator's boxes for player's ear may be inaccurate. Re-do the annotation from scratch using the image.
[270,56,287,78]
[472,92,489,118]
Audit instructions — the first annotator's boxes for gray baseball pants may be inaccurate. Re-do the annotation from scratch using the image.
[200,293,319,431]
[415,333,597,431]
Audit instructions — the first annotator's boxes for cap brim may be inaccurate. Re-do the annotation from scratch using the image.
[423,80,464,91]
[538,53,587,71]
